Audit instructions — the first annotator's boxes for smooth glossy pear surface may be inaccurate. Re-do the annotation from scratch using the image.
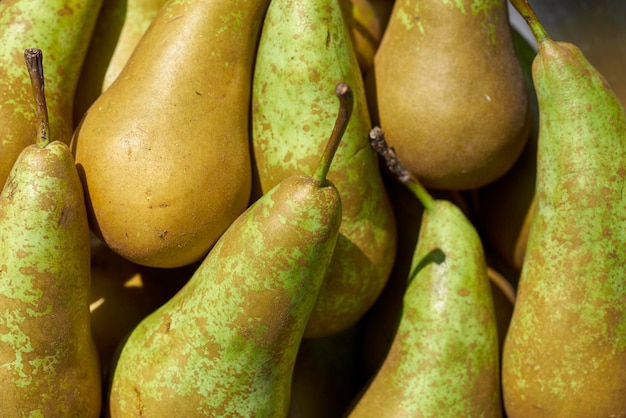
[0,142,101,417]
[371,0,530,190]
[108,175,342,416]
[0,0,103,187]
[349,200,501,417]
[252,0,397,338]
[502,39,626,417]
[72,0,268,268]
[73,0,168,122]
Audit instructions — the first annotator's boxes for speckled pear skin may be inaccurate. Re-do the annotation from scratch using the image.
[108,176,342,417]
[0,142,102,417]
[0,0,103,187]
[348,200,501,417]
[252,0,397,339]
[501,38,626,417]
[72,0,269,268]
[371,0,530,190]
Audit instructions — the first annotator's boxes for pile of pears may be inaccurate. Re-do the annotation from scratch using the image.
[0,0,624,416]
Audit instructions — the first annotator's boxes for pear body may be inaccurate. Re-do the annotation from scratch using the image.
[252,0,397,338]
[108,175,342,416]
[349,200,501,418]
[371,0,529,190]
[502,40,626,417]
[0,0,103,187]
[74,0,168,122]
[0,142,101,417]
[72,0,268,268]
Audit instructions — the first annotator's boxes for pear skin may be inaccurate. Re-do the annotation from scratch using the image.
[0,0,103,187]
[73,0,168,122]
[502,2,626,416]
[0,49,101,417]
[371,0,530,190]
[348,134,501,417]
[107,84,351,416]
[72,0,269,268]
[252,0,397,339]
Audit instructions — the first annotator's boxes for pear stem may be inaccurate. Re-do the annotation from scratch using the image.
[24,48,50,148]
[508,0,550,44]
[369,127,436,212]
[312,82,354,186]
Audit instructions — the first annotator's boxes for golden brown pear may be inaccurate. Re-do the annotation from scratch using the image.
[71,0,268,268]
[369,0,530,190]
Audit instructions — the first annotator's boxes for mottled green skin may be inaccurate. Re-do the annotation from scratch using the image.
[0,0,103,187]
[502,41,626,417]
[372,0,529,190]
[0,142,101,417]
[252,0,397,338]
[349,200,501,417]
[108,176,342,417]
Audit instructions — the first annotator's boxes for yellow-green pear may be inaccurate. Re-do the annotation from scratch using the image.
[348,129,501,417]
[0,48,101,418]
[502,1,626,416]
[0,0,103,188]
[252,0,397,339]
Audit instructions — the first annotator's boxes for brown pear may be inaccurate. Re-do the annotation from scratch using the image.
[369,0,530,190]
[71,0,269,268]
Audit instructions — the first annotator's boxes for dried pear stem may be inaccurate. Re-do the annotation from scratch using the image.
[24,48,50,148]
[508,0,549,44]
[312,82,354,186]
[369,126,436,211]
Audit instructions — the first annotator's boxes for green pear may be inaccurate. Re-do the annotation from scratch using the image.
[0,49,101,417]
[369,0,530,190]
[71,0,268,268]
[73,0,168,122]
[0,0,103,188]
[252,0,397,339]
[107,83,352,417]
[348,129,502,417]
[502,1,626,416]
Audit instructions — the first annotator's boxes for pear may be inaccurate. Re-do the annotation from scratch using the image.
[0,0,103,188]
[348,129,502,417]
[0,49,101,417]
[73,0,168,122]
[501,1,626,416]
[107,83,352,417]
[71,0,268,268]
[252,0,397,338]
[369,0,530,190]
